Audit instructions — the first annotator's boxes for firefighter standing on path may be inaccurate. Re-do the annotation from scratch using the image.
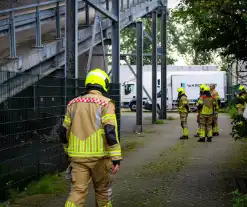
[210,84,220,136]
[59,68,122,207]
[194,84,206,137]
[177,87,190,139]
[197,86,217,142]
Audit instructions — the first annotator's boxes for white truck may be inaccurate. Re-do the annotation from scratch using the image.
[119,65,226,111]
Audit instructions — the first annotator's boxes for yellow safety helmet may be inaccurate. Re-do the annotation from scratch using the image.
[204,85,210,92]
[177,87,185,94]
[200,84,206,91]
[239,85,246,92]
[85,68,110,92]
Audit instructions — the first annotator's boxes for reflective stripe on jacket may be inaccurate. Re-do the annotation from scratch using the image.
[178,95,189,113]
[197,95,216,115]
[211,89,220,112]
[62,90,122,161]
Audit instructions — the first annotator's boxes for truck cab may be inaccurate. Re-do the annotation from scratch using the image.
[121,81,136,108]
[121,81,152,111]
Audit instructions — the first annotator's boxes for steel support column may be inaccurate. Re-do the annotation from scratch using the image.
[111,0,121,138]
[152,11,157,124]
[136,21,143,132]
[55,2,61,39]
[65,0,78,98]
[160,8,167,119]
[8,11,17,58]
[85,4,90,25]
[34,5,43,48]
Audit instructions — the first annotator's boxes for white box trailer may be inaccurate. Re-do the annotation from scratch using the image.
[119,65,218,109]
[153,71,227,111]
[170,71,227,104]
[126,72,227,111]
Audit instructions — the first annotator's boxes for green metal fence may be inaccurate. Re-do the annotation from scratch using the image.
[0,71,120,201]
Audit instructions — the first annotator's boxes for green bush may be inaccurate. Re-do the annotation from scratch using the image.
[230,115,247,140]
[232,190,247,206]
[228,105,237,119]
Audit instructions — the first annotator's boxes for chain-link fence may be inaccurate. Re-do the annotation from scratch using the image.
[0,71,120,201]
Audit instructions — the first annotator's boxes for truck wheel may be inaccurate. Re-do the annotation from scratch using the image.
[130,103,136,112]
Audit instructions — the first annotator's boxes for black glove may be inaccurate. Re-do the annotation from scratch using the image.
[56,125,68,144]
[197,105,203,110]
[185,104,189,112]
[112,160,121,166]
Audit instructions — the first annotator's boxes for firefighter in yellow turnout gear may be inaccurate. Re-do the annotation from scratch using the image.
[58,68,122,207]
[194,84,206,137]
[210,84,220,136]
[177,87,190,139]
[197,86,217,142]
[235,85,247,116]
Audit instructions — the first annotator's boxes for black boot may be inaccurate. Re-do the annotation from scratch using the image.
[180,136,189,140]
[197,138,205,142]
[207,137,212,142]
[194,133,199,137]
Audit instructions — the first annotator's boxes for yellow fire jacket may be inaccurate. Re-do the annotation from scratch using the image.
[62,90,122,161]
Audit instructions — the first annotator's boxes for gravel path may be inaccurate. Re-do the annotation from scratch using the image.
[11,113,247,207]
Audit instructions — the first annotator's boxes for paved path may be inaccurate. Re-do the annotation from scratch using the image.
[10,113,247,207]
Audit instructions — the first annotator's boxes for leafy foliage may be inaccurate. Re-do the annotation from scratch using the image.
[119,16,177,65]
[168,14,214,65]
[174,0,247,62]
[230,115,247,140]
[119,10,218,65]
[231,190,247,206]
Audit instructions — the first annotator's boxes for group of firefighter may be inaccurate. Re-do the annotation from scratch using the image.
[177,84,247,142]
[177,84,220,142]
[57,66,247,207]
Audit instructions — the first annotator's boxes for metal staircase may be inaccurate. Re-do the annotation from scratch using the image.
[0,0,163,104]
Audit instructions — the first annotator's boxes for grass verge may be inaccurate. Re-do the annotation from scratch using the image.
[0,173,68,207]
[155,119,165,124]
[26,174,67,195]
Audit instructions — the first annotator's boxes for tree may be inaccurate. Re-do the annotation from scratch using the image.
[173,0,247,62]
[168,14,214,65]
[118,17,177,65]
[118,10,217,66]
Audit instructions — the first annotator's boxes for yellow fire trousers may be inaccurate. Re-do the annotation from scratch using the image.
[212,113,219,133]
[199,114,213,138]
[65,157,113,207]
[180,112,188,136]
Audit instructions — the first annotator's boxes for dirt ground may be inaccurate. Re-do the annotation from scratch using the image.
[9,113,247,207]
